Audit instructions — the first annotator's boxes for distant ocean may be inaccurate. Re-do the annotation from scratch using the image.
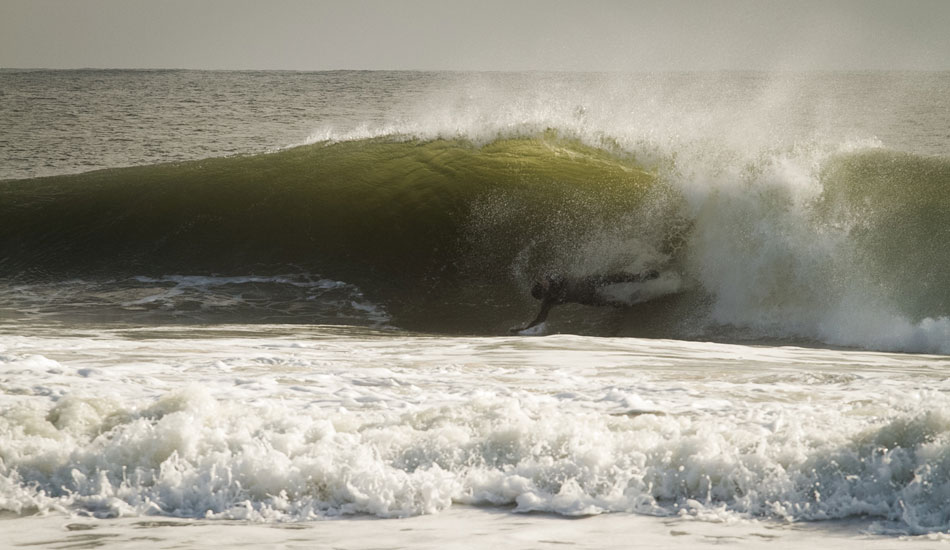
[2,69,950,548]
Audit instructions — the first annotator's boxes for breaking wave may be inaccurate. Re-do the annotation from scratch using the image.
[1,130,949,352]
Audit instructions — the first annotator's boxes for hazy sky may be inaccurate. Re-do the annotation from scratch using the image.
[2,0,950,71]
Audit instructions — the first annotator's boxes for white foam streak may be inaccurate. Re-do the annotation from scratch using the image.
[0,275,391,326]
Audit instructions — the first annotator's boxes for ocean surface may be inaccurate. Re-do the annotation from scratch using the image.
[2,69,950,548]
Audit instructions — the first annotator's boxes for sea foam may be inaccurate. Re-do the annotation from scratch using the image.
[2,329,950,533]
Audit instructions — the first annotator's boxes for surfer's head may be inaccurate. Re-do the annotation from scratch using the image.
[531,276,553,300]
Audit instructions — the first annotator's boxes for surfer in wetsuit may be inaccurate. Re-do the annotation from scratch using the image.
[511,270,660,332]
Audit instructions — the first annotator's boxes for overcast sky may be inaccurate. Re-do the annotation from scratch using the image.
[2,0,949,71]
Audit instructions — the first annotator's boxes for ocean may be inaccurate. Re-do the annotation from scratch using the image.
[1,69,950,548]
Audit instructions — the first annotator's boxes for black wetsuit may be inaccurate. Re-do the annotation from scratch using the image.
[514,270,659,332]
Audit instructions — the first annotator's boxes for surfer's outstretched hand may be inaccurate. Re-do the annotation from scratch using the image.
[510,322,547,335]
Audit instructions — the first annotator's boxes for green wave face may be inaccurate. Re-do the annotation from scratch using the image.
[0,134,661,330]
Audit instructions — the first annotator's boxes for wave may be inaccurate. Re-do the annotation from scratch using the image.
[1,131,949,352]
[0,132,653,276]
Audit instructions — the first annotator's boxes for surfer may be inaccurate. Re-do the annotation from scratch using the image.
[511,270,660,332]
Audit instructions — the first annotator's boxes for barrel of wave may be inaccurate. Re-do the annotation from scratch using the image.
[0,132,671,332]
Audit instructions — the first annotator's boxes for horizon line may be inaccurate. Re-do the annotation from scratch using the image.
[4,66,950,74]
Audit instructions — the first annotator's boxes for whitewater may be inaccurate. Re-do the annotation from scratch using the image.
[2,70,950,548]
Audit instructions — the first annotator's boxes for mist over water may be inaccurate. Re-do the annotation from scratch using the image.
[2,70,948,180]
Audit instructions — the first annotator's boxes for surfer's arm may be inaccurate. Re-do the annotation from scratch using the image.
[511,299,554,332]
